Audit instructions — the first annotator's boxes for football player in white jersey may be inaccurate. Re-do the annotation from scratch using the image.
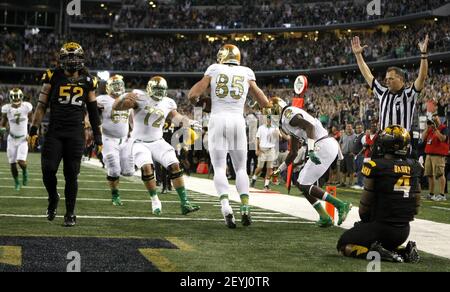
[97,75,132,206]
[271,97,352,227]
[0,88,33,191]
[188,44,271,228]
[113,76,201,215]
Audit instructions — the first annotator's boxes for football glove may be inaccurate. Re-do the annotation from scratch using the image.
[308,150,321,165]
[28,135,39,150]
[94,135,103,155]
[0,127,6,136]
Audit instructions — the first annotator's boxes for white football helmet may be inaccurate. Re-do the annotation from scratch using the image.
[106,75,125,97]
[9,88,24,105]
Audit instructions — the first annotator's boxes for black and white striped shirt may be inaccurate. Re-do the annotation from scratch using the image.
[372,79,420,132]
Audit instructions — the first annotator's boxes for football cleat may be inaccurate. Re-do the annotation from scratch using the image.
[112,194,123,206]
[316,216,334,228]
[47,193,60,221]
[337,202,352,226]
[403,241,420,264]
[151,197,162,216]
[369,242,404,263]
[63,214,77,227]
[222,205,236,229]
[14,180,21,191]
[181,202,200,215]
[240,205,252,227]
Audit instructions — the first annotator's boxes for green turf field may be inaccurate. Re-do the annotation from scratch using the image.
[0,153,450,272]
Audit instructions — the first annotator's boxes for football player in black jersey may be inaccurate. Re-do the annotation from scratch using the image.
[29,42,102,227]
[337,125,421,263]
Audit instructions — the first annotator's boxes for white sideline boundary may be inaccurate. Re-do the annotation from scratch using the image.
[82,160,450,260]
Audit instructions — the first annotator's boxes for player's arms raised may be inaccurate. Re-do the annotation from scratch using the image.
[112,92,139,111]
[188,76,211,105]
[249,81,270,109]
[415,34,429,92]
[351,36,375,87]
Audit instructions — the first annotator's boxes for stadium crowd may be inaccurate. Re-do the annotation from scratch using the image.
[1,19,449,71]
[73,0,448,29]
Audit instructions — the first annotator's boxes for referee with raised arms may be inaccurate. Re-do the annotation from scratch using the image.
[351,35,429,132]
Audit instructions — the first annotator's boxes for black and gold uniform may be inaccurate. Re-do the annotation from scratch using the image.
[30,42,102,227]
[337,125,422,263]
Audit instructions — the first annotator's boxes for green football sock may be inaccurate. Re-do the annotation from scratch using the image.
[313,201,330,219]
[240,194,249,206]
[176,186,188,204]
[112,189,120,197]
[148,189,158,198]
[323,193,345,209]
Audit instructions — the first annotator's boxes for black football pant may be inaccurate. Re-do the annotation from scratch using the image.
[41,128,84,215]
[337,221,410,252]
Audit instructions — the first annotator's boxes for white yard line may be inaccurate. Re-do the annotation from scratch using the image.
[0,195,229,205]
[85,160,450,259]
[0,213,313,224]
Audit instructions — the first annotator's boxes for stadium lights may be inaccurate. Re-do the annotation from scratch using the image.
[434,18,438,22]
[97,71,110,81]
[101,4,104,8]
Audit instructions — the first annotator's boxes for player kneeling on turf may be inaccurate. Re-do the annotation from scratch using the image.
[337,125,421,263]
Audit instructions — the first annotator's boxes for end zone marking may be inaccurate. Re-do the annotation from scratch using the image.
[0,246,22,266]
[166,237,194,252]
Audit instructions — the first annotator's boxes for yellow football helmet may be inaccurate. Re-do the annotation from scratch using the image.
[106,75,125,97]
[147,76,168,101]
[217,44,241,66]
[9,88,24,105]
[59,42,84,72]
[380,125,411,156]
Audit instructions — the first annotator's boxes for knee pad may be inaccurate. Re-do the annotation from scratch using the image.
[169,169,184,180]
[107,176,120,182]
[142,173,155,182]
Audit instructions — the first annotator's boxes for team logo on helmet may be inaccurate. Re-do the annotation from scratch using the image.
[217,44,241,66]
[147,76,168,101]
[106,75,125,97]
[9,88,24,105]
[379,125,411,156]
[59,42,84,73]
